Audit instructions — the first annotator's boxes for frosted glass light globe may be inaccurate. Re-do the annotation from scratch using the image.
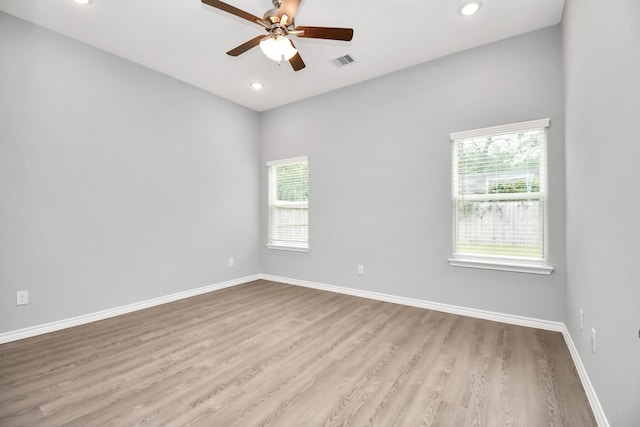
[260,36,297,62]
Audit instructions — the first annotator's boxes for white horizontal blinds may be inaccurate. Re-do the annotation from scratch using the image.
[268,157,309,247]
[452,120,548,261]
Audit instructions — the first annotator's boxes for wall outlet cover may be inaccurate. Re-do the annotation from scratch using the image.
[579,309,584,330]
[16,291,28,306]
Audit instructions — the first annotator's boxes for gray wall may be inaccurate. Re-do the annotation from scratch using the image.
[563,0,640,425]
[261,26,566,322]
[0,12,261,333]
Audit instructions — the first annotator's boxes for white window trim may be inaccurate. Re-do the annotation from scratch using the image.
[266,156,309,252]
[449,118,550,140]
[266,243,310,252]
[266,156,309,168]
[448,256,553,275]
[449,118,553,275]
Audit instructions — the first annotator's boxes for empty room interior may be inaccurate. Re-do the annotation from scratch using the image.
[0,0,638,425]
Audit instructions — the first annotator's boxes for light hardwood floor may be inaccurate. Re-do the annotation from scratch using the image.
[0,280,596,426]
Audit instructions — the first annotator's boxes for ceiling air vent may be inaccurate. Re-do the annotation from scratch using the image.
[332,54,355,67]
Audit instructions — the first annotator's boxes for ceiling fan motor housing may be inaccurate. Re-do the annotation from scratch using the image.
[263,9,280,25]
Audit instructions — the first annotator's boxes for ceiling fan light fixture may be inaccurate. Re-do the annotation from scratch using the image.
[260,36,297,62]
[460,2,480,16]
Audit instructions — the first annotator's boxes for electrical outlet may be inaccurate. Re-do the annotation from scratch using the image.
[228,258,234,267]
[16,290,28,306]
[591,328,596,353]
[357,264,364,275]
[579,309,584,331]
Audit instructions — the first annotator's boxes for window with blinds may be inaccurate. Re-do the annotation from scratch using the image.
[266,156,309,251]
[449,119,553,274]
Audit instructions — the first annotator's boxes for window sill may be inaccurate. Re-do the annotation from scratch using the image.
[448,257,553,275]
[266,243,309,253]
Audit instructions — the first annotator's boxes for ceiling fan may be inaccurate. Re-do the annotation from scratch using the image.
[201,0,354,71]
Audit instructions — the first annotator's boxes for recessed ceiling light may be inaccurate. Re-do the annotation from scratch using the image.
[460,2,480,16]
[74,0,91,4]
[250,82,264,90]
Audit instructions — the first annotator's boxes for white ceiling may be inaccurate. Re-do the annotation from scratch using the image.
[0,0,565,112]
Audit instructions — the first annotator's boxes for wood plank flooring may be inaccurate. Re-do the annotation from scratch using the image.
[0,280,596,426]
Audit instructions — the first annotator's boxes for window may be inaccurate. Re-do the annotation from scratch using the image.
[449,119,553,274]
[266,156,309,251]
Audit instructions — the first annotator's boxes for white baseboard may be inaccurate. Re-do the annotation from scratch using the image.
[260,273,608,426]
[0,274,261,345]
[260,274,565,331]
[0,272,608,426]
[561,327,610,427]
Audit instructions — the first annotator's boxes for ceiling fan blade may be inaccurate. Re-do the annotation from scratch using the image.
[289,52,306,71]
[288,40,305,71]
[226,35,265,57]
[295,26,354,41]
[278,0,301,25]
[201,0,264,26]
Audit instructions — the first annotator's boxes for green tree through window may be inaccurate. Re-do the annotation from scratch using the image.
[277,163,308,202]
